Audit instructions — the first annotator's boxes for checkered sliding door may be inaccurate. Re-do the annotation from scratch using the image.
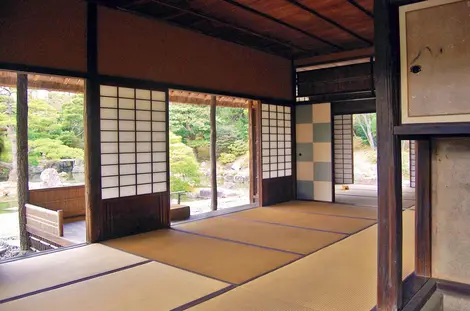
[295,103,333,202]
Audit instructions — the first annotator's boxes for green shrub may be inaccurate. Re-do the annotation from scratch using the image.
[169,132,201,192]
[228,140,248,157]
[218,153,236,165]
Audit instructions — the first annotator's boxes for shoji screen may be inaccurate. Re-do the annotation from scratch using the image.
[100,85,167,199]
[261,104,292,179]
[333,114,353,185]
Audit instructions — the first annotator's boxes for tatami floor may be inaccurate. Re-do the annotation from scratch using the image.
[0,201,415,311]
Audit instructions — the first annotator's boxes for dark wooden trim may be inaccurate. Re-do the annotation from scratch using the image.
[17,73,29,250]
[0,63,88,79]
[256,101,264,206]
[437,279,470,297]
[297,90,374,104]
[415,140,432,278]
[97,74,292,106]
[220,0,344,50]
[210,95,217,211]
[375,0,403,309]
[85,2,102,243]
[146,0,308,54]
[285,0,373,46]
[294,47,375,66]
[332,98,376,115]
[347,0,374,18]
[395,123,470,137]
[401,278,437,311]
[291,59,297,199]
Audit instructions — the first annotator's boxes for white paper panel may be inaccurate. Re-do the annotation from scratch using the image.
[286,149,292,155]
[270,149,278,156]
[120,174,136,186]
[101,165,118,176]
[102,187,119,199]
[137,163,152,173]
[153,182,167,192]
[279,148,285,155]
[137,173,152,184]
[270,112,276,118]
[152,101,166,111]
[263,172,270,179]
[152,111,165,121]
[262,134,269,141]
[136,110,151,121]
[270,127,277,133]
[262,111,269,118]
[270,164,277,170]
[101,154,118,165]
[262,156,270,164]
[286,162,292,169]
[271,171,278,178]
[120,164,136,175]
[136,100,151,110]
[100,120,117,131]
[119,98,134,109]
[278,155,284,163]
[278,163,285,169]
[119,109,135,120]
[119,132,135,142]
[262,104,269,111]
[262,119,269,126]
[119,120,135,131]
[152,142,166,152]
[136,121,151,131]
[152,122,166,131]
[137,153,151,163]
[101,143,118,154]
[119,87,134,98]
[136,89,151,100]
[152,152,166,162]
[120,186,136,197]
[278,170,285,177]
[262,164,270,171]
[270,156,277,163]
[286,169,292,175]
[285,113,291,120]
[137,184,152,195]
[101,131,118,142]
[102,176,119,188]
[120,142,135,153]
[120,153,135,164]
[262,142,270,149]
[101,108,118,119]
[270,142,277,148]
[151,91,166,101]
[152,132,166,141]
[100,96,118,108]
[262,126,269,134]
[153,162,166,172]
[262,149,270,156]
[153,172,166,182]
[137,142,151,152]
[100,85,117,97]
[137,132,151,142]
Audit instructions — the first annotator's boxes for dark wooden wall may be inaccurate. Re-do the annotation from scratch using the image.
[262,176,294,206]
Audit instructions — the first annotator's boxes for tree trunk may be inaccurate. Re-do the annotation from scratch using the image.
[17,73,29,251]
[210,96,217,211]
[7,124,17,182]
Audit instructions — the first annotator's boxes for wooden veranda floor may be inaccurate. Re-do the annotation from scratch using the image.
[335,184,416,209]
[0,201,415,311]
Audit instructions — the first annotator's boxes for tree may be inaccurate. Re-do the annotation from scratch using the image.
[59,95,84,147]
[354,113,376,149]
[0,87,17,181]
[169,132,201,192]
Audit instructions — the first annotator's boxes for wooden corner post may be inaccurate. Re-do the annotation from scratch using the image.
[375,0,403,310]
[210,95,217,211]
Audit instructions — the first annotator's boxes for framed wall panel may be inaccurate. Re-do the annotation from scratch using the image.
[400,0,470,124]
[334,115,353,185]
[99,85,168,199]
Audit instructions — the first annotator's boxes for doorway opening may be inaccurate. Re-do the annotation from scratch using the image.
[168,90,258,218]
[0,71,86,261]
[334,112,415,207]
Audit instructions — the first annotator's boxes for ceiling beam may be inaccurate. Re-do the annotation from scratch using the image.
[346,0,374,18]
[147,0,310,55]
[220,0,344,51]
[294,47,374,66]
[285,0,373,46]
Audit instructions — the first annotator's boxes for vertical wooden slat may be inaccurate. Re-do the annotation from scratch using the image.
[248,101,255,203]
[57,210,64,237]
[210,95,217,210]
[85,2,101,242]
[255,101,263,206]
[17,73,29,250]
[375,0,403,310]
[415,139,432,277]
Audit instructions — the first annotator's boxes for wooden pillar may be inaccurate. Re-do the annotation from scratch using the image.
[415,139,432,277]
[375,0,403,310]
[210,95,217,211]
[85,3,101,242]
[16,73,29,250]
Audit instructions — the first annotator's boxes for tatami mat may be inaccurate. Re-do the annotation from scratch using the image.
[271,200,377,219]
[175,216,346,255]
[0,261,229,311]
[0,244,146,302]
[103,229,300,284]
[190,210,415,311]
[229,208,376,234]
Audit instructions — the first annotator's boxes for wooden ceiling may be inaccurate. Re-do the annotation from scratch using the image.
[92,0,374,59]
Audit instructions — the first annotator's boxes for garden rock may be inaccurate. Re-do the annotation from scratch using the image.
[40,168,62,187]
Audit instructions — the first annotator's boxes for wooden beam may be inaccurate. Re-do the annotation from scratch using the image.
[210,95,218,211]
[85,2,102,243]
[248,101,255,203]
[285,0,373,46]
[375,0,403,310]
[17,73,29,251]
[295,47,374,67]
[347,0,374,18]
[415,140,432,278]
[220,0,344,50]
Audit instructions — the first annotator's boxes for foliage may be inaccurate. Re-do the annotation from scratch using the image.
[228,140,248,157]
[218,153,237,165]
[28,138,84,162]
[169,132,201,192]
[353,113,376,149]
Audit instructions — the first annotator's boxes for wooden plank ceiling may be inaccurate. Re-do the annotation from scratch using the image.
[91,0,374,59]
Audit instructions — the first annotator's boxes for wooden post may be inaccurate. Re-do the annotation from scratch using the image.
[375,0,403,310]
[17,73,29,250]
[415,139,432,278]
[85,3,102,242]
[210,95,217,211]
[248,101,256,203]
